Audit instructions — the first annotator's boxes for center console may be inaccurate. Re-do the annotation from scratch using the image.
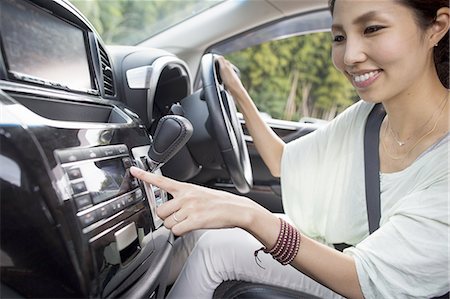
[0,0,175,298]
[53,144,169,296]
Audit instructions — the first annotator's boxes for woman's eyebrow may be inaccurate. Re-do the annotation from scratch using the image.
[331,10,382,31]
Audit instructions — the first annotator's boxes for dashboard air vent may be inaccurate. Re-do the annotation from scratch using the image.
[99,43,115,96]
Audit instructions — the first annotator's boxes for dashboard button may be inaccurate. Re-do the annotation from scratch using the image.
[97,205,112,219]
[79,211,96,227]
[119,198,127,207]
[71,181,87,194]
[111,200,124,212]
[74,194,92,210]
[122,157,132,168]
[131,178,139,188]
[85,148,99,159]
[117,145,128,154]
[58,150,83,163]
[67,167,82,180]
[135,188,143,199]
[102,147,116,157]
[125,193,134,205]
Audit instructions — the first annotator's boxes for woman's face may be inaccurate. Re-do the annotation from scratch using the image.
[331,0,432,103]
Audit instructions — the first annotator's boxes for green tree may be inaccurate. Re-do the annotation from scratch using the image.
[70,0,221,45]
[226,32,357,121]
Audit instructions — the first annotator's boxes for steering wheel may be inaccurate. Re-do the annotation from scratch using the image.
[201,53,253,194]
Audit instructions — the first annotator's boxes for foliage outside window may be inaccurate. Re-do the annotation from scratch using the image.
[70,0,223,45]
[225,32,358,121]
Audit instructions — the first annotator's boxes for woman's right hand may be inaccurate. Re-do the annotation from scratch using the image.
[129,166,271,236]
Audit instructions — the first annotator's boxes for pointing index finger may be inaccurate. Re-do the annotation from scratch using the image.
[130,166,179,194]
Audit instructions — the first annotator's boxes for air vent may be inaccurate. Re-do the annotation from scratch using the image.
[98,43,115,96]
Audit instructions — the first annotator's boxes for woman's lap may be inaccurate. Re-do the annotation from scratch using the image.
[167,228,343,299]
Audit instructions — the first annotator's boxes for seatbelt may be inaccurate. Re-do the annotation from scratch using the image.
[334,104,385,252]
[364,103,386,233]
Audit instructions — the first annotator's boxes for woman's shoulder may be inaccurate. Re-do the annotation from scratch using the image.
[314,100,374,139]
[333,99,374,125]
[284,100,375,153]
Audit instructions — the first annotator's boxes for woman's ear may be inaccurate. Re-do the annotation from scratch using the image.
[429,7,450,47]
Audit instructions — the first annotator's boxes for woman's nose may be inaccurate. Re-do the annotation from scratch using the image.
[343,38,367,66]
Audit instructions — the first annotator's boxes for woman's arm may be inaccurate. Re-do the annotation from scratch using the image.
[218,57,285,177]
[247,206,364,299]
[130,167,364,299]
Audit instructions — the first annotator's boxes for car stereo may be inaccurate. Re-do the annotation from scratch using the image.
[55,144,143,231]
[53,144,169,296]
[54,143,167,230]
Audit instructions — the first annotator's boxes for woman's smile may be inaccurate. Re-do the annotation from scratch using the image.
[349,69,382,89]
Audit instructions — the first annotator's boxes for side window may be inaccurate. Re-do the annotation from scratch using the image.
[224,31,358,122]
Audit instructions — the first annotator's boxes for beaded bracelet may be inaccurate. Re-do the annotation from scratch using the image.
[254,218,301,268]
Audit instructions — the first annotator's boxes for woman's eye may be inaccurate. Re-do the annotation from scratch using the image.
[333,35,345,43]
[364,25,384,34]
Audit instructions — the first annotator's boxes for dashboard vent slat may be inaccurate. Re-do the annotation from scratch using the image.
[98,43,115,96]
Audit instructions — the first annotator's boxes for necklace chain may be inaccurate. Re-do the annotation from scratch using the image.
[388,93,448,147]
[382,93,449,161]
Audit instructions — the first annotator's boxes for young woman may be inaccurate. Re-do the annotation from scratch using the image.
[130,0,449,298]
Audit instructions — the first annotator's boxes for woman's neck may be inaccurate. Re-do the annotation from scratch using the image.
[382,85,449,140]
[379,83,449,174]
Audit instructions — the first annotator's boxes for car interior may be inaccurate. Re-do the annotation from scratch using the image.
[0,0,363,298]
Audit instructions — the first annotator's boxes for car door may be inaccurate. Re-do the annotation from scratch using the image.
[208,9,358,212]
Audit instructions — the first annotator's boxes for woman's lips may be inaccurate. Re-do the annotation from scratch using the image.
[351,70,382,88]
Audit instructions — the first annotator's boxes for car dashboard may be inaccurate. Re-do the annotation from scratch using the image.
[0,0,192,297]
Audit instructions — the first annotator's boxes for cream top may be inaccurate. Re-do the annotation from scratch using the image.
[281,100,449,298]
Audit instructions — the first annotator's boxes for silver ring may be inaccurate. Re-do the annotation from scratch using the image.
[173,213,181,223]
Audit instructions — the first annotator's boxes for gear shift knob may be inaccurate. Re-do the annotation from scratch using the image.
[147,115,193,172]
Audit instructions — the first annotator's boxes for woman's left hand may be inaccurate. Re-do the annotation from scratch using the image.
[129,166,264,236]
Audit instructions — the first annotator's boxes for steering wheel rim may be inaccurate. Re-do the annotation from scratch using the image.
[201,53,253,193]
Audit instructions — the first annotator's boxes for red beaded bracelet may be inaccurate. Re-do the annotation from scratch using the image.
[254,218,301,268]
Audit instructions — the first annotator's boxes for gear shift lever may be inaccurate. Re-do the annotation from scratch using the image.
[147,115,193,172]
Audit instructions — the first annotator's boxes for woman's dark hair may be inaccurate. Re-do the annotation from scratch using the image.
[328,0,449,88]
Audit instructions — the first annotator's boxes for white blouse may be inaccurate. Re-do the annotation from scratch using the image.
[281,100,449,298]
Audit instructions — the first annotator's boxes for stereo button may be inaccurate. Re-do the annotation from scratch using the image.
[79,211,96,227]
[135,188,143,199]
[67,168,82,180]
[122,157,132,168]
[97,205,113,219]
[74,194,92,210]
[103,147,116,157]
[110,200,124,212]
[125,193,134,205]
[71,182,87,194]
[85,149,98,159]
[59,151,82,163]
[118,145,128,154]
[131,178,139,188]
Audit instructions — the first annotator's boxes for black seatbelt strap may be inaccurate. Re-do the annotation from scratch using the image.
[334,104,386,251]
[364,103,386,234]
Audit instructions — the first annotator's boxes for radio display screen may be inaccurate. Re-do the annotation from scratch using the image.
[77,158,131,204]
[0,0,93,92]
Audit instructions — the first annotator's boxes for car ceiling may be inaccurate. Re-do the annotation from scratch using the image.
[138,0,328,74]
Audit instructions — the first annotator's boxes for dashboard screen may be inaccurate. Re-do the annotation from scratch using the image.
[84,159,131,204]
[0,0,93,91]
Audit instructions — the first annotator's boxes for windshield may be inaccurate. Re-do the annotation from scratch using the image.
[69,0,224,45]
